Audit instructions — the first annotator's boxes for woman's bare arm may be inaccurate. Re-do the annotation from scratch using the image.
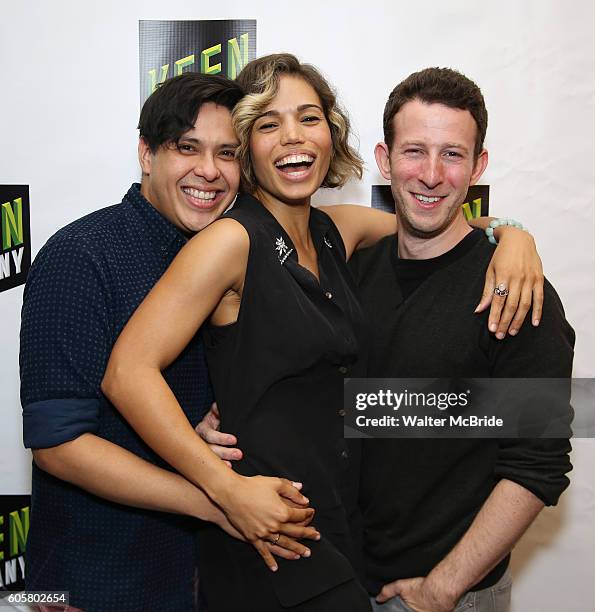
[102,218,317,570]
[319,204,396,258]
[319,204,543,336]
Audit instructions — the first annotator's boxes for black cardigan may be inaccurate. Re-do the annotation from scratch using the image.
[348,229,574,594]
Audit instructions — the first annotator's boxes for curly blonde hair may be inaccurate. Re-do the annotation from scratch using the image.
[233,53,363,193]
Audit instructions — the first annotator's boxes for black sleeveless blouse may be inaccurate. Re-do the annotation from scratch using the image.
[200,193,370,611]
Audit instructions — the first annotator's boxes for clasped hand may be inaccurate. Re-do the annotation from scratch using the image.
[198,404,320,571]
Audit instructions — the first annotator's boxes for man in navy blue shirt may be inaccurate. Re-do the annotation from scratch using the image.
[20,73,314,612]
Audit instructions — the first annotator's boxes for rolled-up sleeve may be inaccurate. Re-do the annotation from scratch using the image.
[495,437,572,506]
[20,235,112,449]
[22,398,101,448]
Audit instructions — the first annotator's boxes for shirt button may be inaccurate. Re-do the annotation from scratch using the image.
[338,409,346,417]
[339,366,348,374]
[325,291,333,299]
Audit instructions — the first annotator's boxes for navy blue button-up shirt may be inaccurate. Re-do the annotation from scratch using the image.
[20,184,212,611]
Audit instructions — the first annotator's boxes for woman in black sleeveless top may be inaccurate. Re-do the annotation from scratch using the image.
[104,54,545,611]
[199,191,370,609]
[195,55,376,610]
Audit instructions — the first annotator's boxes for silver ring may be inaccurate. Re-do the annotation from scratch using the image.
[494,283,509,297]
[271,533,281,545]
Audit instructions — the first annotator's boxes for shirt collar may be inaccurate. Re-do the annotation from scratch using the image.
[124,183,187,253]
[232,193,335,266]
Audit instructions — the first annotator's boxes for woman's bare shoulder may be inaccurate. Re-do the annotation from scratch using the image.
[183,217,250,259]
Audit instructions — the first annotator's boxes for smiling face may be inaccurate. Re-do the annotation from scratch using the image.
[249,75,332,207]
[375,99,487,239]
[139,102,240,233]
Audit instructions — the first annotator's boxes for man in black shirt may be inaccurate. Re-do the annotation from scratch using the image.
[349,68,573,611]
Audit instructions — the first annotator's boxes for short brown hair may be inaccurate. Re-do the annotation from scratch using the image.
[383,67,488,158]
[233,53,363,192]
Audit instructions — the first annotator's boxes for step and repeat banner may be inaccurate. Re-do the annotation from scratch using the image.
[1,2,593,609]
[139,19,256,104]
[0,187,30,295]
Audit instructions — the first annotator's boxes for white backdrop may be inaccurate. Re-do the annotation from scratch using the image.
[1,1,594,610]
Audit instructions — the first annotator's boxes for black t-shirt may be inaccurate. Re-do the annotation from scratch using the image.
[392,229,481,299]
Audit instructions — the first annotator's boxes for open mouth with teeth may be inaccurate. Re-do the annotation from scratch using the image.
[181,186,222,209]
[411,192,445,209]
[274,154,315,177]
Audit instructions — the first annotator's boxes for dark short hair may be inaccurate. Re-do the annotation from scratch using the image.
[138,73,245,151]
[383,67,488,158]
